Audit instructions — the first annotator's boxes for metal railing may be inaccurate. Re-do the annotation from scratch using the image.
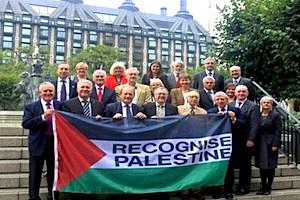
[252,80,300,165]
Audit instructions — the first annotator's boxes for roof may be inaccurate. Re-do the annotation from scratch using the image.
[1,0,210,39]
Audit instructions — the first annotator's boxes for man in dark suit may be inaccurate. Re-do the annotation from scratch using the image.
[52,63,77,102]
[167,60,185,89]
[61,79,104,118]
[91,69,116,107]
[208,91,243,200]
[199,76,215,111]
[104,85,146,119]
[193,57,224,91]
[224,65,256,101]
[143,87,178,118]
[22,82,60,200]
[229,85,260,195]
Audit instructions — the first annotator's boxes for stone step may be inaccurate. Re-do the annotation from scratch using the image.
[0,136,27,147]
[0,188,300,200]
[0,147,28,159]
[0,173,47,189]
[0,111,23,123]
[0,188,47,200]
[0,125,28,136]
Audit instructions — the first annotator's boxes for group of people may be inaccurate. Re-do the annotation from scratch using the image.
[22,57,282,200]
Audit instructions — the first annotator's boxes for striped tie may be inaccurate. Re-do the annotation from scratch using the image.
[83,101,91,116]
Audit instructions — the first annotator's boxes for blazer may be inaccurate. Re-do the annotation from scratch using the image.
[115,83,152,106]
[142,102,178,118]
[199,89,215,111]
[104,102,143,117]
[193,71,224,92]
[105,75,128,90]
[167,73,178,89]
[224,77,256,101]
[22,100,60,156]
[141,73,170,90]
[177,105,207,115]
[170,88,197,106]
[61,97,104,116]
[229,99,260,141]
[91,86,117,107]
[52,77,77,101]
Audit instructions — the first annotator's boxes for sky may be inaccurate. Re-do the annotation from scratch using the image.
[83,0,230,36]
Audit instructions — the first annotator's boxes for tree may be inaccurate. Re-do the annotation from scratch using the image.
[70,45,125,75]
[216,0,300,99]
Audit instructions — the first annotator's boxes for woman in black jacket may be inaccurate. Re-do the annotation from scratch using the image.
[141,61,170,90]
[255,96,282,195]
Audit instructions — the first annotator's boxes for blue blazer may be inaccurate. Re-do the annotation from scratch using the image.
[104,102,143,117]
[91,86,117,107]
[22,100,60,156]
[51,77,77,101]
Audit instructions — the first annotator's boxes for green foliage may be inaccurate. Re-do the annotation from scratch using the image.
[0,53,26,110]
[216,0,300,99]
[70,45,125,75]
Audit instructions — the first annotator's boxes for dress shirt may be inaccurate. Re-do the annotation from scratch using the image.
[218,105,228,114]
[156,103,166,117]
[233,77,241,85]
[205,70,214,77]
[235,99,246,108]
[121,102,133,117]
[57,77,70,101]
[78,97,92,115]
[41,99,54,120]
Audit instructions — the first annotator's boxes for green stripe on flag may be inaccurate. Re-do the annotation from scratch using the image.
[61,160,228,194]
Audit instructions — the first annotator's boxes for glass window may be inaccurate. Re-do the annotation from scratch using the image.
[148,37,156,48]
[40,26,48,37]
[175,41,182,50]
[56,46,65,53]
[21,38,31,43]
[4,13,13,19]
[55,55,64,63]
[89,31,97,42]
[3,22,13,33]
[3,41,13,48]
[188,42,195,52]
[73,33,82,41]
[22,28,31,36]
[23,15,32,21]
[57,28,65,38]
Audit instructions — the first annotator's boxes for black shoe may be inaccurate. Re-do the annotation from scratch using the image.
[235,187,249,195]
[224,192,233,200]
[256,189,270,195]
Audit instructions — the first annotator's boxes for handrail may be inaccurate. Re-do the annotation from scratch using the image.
[252,80,300,125]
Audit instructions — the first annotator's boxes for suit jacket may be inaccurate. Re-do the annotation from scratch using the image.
[199,89,215,111]
[52,77,77,101]
[141,73,170,90]
[61,97,104,116]
[142,102,178,118]
[224,77,256,101]
[177,105,207,115]
[193,71,224,92]
[229,99,260,141]
[22,100,60,156]
[104,102,143,117]
[91,86,117,107]
[115,83,152,106]
[170,88,197,106]
[167,73,178,89]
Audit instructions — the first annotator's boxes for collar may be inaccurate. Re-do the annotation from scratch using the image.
[205,70,214,76]
[204,88,214,94]
[41,98,53,106]
[218,105,228,111]
[95,84,104,91]
[58,77,69,83]
[121,102,132,107]
[78,96,90,103]
[233,77,241,82]
[156,103,165,107]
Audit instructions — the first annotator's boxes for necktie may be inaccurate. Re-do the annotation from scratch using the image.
[176,73,180,87]
[233,79,238,85]
[190,106,195,115]
[208,90,214,102]
[97,87,103,102]
[83,101,91,116]
[46,102,53,135]
[208,71,212,76]
[126,105,132,118]
[236,101,242,108]
[61,80,66,101]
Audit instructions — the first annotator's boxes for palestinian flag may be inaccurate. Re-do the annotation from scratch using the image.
[53,111,232,194]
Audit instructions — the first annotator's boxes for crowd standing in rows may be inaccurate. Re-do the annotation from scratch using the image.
[22,57,282,200]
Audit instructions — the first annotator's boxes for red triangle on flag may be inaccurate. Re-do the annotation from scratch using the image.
[54,112,106,190]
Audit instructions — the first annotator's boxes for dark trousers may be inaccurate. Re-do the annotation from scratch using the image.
[259,169,275,190]
[29,136,54,200]
[224,158,234,193]
[238,147,252,189]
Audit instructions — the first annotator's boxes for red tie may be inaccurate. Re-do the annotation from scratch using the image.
[46,102,53,135]
[97,87,103,102]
